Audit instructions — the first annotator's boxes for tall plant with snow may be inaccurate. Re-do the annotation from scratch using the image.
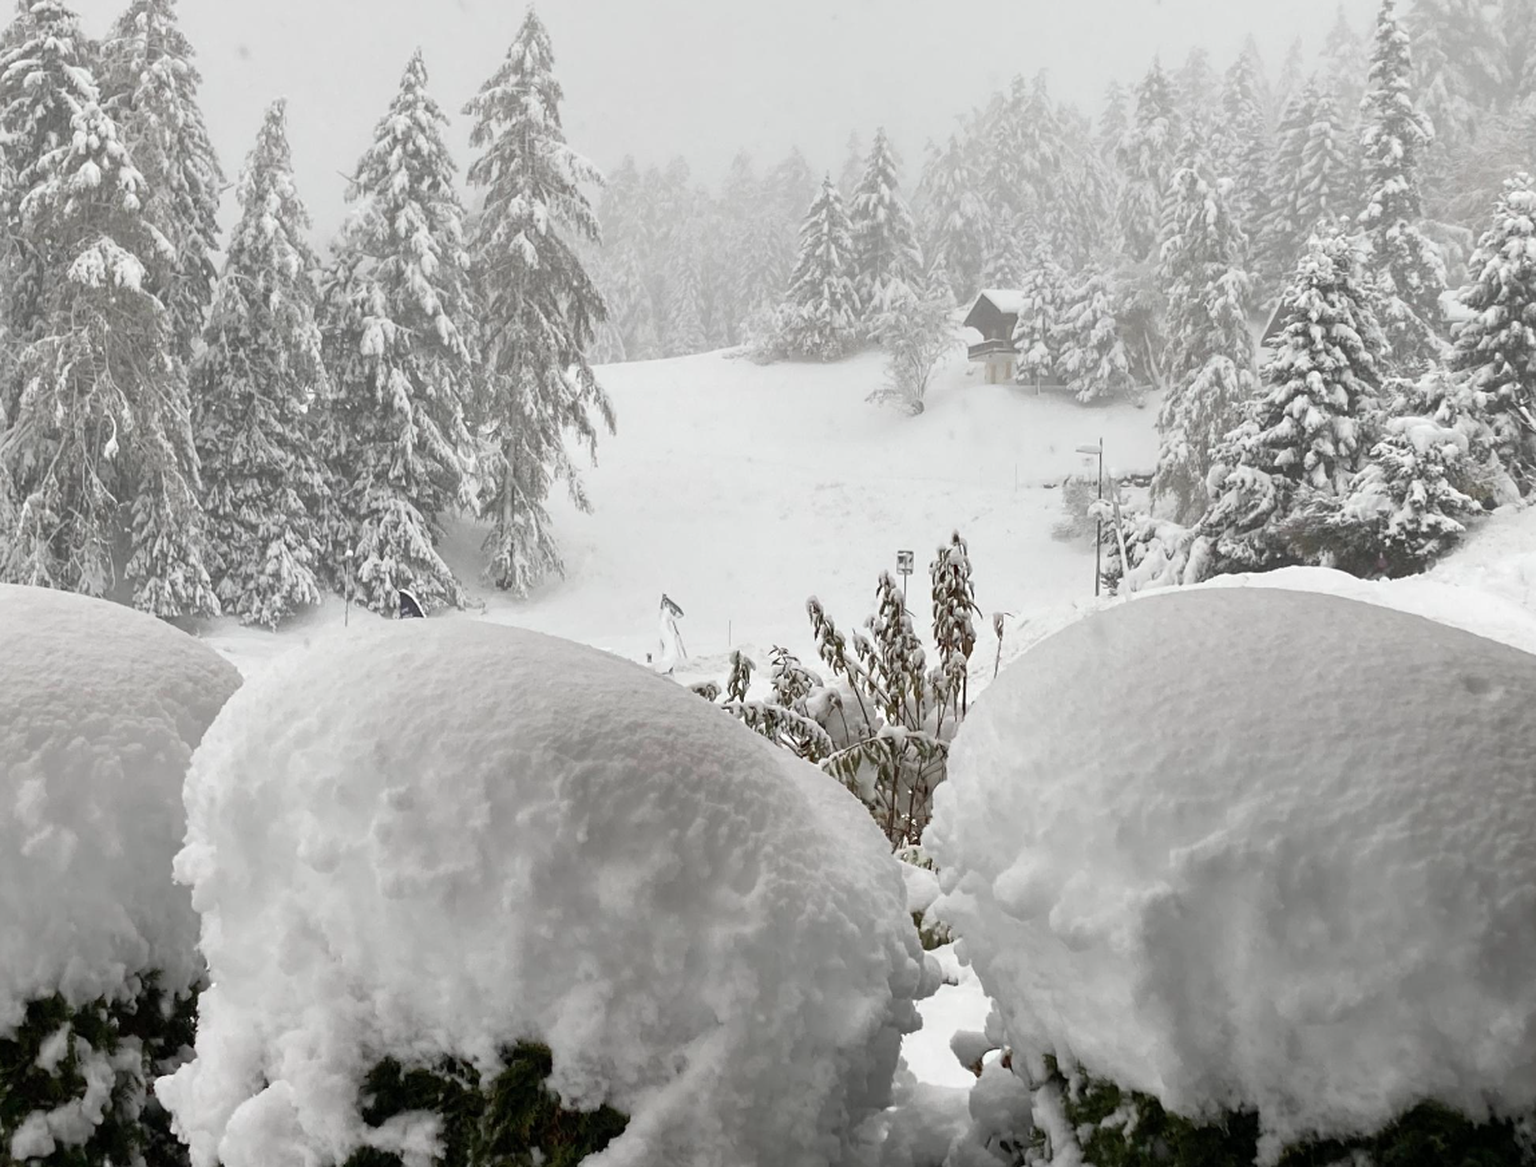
[463,7,614,594]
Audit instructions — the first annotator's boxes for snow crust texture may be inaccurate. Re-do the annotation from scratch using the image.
[0,584,240,1030]
[160,619,925,1167]
[927,586,1536,1145]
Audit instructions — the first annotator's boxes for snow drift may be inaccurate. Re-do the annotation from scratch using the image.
[159,619,927,1167]
[0,583,240,1030]
[926,585,1536,1147]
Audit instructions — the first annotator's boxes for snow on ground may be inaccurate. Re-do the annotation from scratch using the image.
[927,585,1536,1150]
[0,585,241,1030]
[162,618,928,1167]
[200,346,1160,681]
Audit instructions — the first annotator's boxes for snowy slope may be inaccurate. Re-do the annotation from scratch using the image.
[204,347,1161,680]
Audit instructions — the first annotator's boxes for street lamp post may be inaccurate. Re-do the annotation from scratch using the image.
[896,549,915,609]
[1075,439,1104,597]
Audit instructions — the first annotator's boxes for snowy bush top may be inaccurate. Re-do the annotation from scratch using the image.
[926,585,1536,1149]
[0,583,240,1031]
[159,619,927,1167]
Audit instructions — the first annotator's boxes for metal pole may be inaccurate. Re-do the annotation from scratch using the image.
[901,572,908,611]
[1094,438,1103,598]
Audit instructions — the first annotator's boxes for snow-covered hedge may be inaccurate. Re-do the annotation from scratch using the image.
[0,584,241,1165]
[926,585,1536,1161]
[159,619,929,1167]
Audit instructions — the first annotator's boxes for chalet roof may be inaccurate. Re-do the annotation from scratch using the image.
[975,289,1028,315]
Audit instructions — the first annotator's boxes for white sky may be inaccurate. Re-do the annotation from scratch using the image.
[69,0,1378,244]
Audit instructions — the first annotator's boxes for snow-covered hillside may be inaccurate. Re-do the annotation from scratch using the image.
[205,347,1161,680]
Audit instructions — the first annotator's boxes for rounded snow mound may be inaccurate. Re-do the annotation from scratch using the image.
[927,586,1536,1146]
[0,584,241,1029]
[160,619,924,1167]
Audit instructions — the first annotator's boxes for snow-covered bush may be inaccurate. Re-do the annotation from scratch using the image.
[159,620,927,1167]
[0,584,241,1166]
[926,585,1536,1161]
[867,282,956,416]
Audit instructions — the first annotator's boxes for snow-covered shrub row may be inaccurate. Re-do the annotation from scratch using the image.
[159,620,930,1167]
[926,585,1536,1160]
[0,584,241,1165]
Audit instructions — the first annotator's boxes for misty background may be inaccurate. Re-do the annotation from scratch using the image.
[70,0,1376,240]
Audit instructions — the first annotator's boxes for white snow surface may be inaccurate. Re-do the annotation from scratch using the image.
[0,584,241,1031]
[159,618,927,1167]
[926,585,1536,1147]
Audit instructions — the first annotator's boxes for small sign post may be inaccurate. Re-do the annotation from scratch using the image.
[896,549,915,608]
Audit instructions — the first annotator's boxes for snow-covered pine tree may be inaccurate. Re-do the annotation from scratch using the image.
[1321,3,1368,204]
[1203,228,1387,566]
[778,175,859,361]
[1246,231,1385,493]
[1358,0,1446,372]
[1342,371,1482,573]
[838,129,863,201]
[463,7,614,594]
[98,0,222,362]
[1217,43,1274,273]
[849,127,922,333]
[1174,47,1219,129]
[0,0,99,348]
[1276,36,1306,117]
[194,100,332,627]
[0,96,218,615]
[1097,80,1130,162]
[1451,172,1536,487]
[1011,251,1066,392]
[662,229,708,355]
[1152,127,1259,522]
[1115,58,1179,263]
[1258,81,1320,293]
[1299,84,1352,231]
[915,134,987,302]
[319,49,478,616]
[1054,265,1139,404]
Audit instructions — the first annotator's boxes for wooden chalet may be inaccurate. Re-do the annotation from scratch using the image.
[964,290,1026,383]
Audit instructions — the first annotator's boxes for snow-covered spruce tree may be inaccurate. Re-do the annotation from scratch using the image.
[1337,372,1483,574]
[1203,228,1388,571]
[0,98,218,615]
[1260,80,1352,297]
[1151,128,1258,523]
[1114,58,1179,263]
[194,100,332,628]
[98,0,221,362]
[1216,43,1274,275]
[1011,251,1066,392]
[1358,0,1446,372]
[848,127,922,334]
[0,0,99,349]
[777,175,859,361]
[319,49,478,617]
[916,133,987,302]
[463,8,614,594]
[1257,83,1315,292]
[1054,265,1140,404]
[1451,173,1536,489]
[662,227,708,355]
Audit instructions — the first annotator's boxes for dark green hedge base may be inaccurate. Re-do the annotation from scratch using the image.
[1056,1061,1535,1167]
[343,1043,628,1167]
[0,975,197,1167]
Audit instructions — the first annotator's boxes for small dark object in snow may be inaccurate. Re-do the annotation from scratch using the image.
[399,589,425,620]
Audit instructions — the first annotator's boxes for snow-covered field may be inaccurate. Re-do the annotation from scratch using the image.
[202,346,1160,684]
